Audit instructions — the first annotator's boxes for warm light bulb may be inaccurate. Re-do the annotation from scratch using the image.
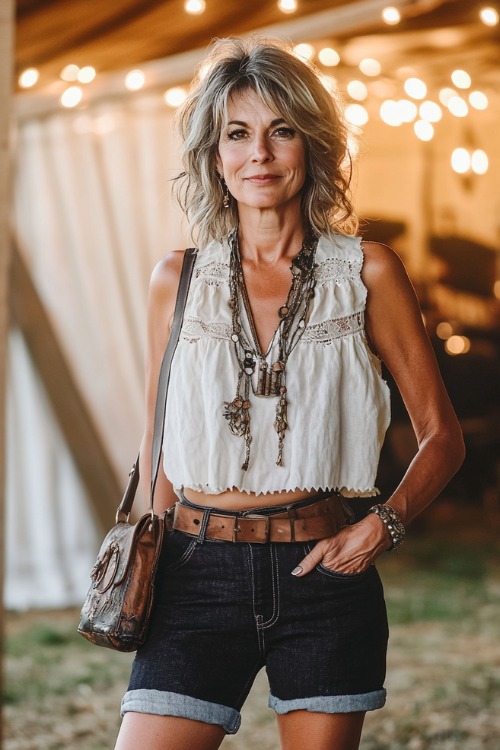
[345,104,369,127]
[184,0,205,14]
[125,70,145,91]
[347,80,368,101]
[451,69,471,89]
[397,99,417,122]
[445,335,470,355]
[380,100,402,126]
[60,64,80,82]
[164,87,188,107]
[447,96,468,117]
[77,66,96,83]
[60,86,83,108]
[19,68,39,88]
[471,149,488,175]
[439,87,456,106]
[469,91,488,110]
[359,58,381,76]
[318,47,340,66]
[293,43,315,60]
[451,148,471,174]
[382,6,401,24]
[414,120,434,141]
[436,322,453,340]
[480,6,499,25]
[278,0,297,12]
[419,100,442,122]
[404,77,427,100]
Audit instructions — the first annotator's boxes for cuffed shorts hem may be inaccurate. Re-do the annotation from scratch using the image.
[120,689,241,734]
[269,688,387,714]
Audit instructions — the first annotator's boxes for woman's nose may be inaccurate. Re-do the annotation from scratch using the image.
[251,134,273,162]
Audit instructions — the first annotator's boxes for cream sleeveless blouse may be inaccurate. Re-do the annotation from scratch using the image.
[163,233,391,497]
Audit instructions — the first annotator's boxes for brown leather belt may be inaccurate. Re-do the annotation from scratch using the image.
[168,495,349,544]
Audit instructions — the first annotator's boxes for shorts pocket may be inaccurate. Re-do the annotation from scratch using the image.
[302,543,373,580]
[160,530,199,572]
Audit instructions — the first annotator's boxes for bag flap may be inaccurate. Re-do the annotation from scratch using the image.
[90,514,161,594]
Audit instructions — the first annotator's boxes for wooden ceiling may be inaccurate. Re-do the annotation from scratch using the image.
[15,0,498,90]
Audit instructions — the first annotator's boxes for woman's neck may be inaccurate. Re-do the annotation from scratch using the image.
[236,206,306,266]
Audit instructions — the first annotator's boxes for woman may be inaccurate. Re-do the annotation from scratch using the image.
[115,38,464,750]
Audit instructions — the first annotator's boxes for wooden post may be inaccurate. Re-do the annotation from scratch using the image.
[0,0,15,744]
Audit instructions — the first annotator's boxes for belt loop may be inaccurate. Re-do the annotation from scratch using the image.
[197,507,211,543]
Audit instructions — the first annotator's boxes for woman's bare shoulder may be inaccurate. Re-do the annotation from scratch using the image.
[149,249,186,302]
[360,240,409,288]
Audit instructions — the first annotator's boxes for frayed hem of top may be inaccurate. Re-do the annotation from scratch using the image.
[175,484,380,499]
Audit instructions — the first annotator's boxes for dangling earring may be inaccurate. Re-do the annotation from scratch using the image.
[221,178,230,209]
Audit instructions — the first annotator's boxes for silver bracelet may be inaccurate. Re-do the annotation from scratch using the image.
[367,503,406,550]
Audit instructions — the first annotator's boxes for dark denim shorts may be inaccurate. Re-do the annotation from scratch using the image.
[121,494,389,734]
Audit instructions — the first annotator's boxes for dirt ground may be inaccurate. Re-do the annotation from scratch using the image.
[4,518,500,749]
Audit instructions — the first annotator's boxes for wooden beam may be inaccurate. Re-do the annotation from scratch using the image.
[1,0,15,743]
[9,236,122,533]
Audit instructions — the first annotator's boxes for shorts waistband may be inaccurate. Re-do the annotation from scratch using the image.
[167,492,351,544]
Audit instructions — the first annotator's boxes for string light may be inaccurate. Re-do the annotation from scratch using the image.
[164,87,188,107]
[125,70,145,91]
[345,104,369,127]
[382,6,401,24]
[451,148,470,173]
[60,86,83,108]
[318,47,340,66]
[471,149,488,174]
[447,96,468,117]
[404,77,427,100]
[380,100,403,126]
[77,66,96,84]
[479,6,499,25]
[19,68,39,88]
[469,91,488,110]
[293,43,315,60]
[451,69,471,89]
[397,99,417,122]
[414,120,434,141]
[184,0,205,14]
[419,100,442,122]
[278,0,297,12]
[436,322,454,340]
[347,80,368,101]
[445,335,470,355]
[439,87,457,106]
[60,64,80,82]
[359,58,381,76]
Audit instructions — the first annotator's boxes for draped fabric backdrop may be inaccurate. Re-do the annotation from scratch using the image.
[7,95,188,608]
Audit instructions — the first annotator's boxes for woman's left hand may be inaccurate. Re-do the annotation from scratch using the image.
[291,514,392,577]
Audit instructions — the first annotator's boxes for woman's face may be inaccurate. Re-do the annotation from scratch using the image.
[217,88,307,214]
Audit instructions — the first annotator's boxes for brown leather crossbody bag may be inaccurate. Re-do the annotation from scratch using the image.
[78,248,197,651]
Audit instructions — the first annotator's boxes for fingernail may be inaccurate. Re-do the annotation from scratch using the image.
[291,566,303,576]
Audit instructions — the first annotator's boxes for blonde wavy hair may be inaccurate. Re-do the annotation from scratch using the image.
[174,37,358,247]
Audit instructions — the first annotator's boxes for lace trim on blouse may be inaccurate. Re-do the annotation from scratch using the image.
[182,316,233,343]
[195,256,362,289]
[301,311,364,344]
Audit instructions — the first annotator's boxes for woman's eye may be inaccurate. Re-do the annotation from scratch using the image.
[227,129,247,140]
[273,127,296,138]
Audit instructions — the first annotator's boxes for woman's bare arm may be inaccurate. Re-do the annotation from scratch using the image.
[138,250,185,514]
[294,241,465,576]
[361,241,465,526]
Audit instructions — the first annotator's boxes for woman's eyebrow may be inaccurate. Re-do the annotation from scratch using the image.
[226,118,286,127]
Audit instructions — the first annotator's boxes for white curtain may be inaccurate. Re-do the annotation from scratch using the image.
[7,93,189,608]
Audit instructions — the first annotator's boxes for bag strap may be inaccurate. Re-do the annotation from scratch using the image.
[116,248,197,521]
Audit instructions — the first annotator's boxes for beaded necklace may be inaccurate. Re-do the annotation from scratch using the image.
[223,228,318,471]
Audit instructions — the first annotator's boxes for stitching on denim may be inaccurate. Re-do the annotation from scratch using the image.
[261,545,280,629]
[248,545,265,657]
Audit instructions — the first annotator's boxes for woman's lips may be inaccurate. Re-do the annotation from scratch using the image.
[245,174,280,184]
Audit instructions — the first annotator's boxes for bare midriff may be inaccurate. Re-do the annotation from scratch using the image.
[182,486,320,511]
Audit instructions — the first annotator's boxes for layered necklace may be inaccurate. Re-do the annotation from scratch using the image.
[223,228,318,471]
